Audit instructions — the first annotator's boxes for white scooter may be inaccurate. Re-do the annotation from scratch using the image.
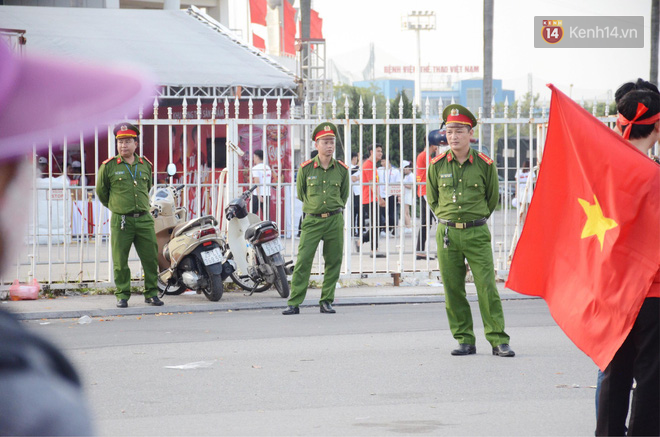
[224,185,291,297]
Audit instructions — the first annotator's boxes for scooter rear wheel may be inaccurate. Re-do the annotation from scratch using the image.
[157,277,187,297]
[202,268,223,302]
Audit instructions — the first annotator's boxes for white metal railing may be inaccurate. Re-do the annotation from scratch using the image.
[2,95,621,287]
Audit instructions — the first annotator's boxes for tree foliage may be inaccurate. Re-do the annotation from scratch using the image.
[331,85,426,166]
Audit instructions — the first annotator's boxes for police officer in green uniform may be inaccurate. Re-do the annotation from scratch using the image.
[427,105,514,357]
[96,123,163,308]
[283,122,350,315]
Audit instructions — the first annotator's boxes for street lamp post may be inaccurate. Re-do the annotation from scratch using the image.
[402,11,436,108]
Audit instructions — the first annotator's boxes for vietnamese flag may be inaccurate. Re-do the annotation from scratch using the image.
[506,84,660,371]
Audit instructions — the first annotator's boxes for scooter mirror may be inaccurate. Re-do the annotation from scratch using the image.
[166,163,177,176]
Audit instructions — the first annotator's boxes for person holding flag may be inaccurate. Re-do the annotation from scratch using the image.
[595,88,659,436]
[506,84,659,436]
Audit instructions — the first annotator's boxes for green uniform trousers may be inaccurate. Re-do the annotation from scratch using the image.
[288,213,344,307]
[110,213,159,300]
[436,223,509,347]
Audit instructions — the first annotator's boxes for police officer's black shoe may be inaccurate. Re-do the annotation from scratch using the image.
[145,296,164,306]
[451,344,476,356]
[282,305,299,315]
[492,344,515,357]
[116,299,128,308]
[320,301,336,314]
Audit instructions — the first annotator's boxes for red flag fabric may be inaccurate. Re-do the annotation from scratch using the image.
[249,0,267,51]
[506,84,660,371]
[282,0,296,56]
[310,9,323,39]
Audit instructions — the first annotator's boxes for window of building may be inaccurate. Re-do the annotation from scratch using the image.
[466,88,482,112]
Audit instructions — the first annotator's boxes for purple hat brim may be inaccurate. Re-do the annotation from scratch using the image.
[0,42,157,162]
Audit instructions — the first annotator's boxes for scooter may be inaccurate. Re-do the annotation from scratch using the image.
[224,185,291,298]
[150,164,235,302]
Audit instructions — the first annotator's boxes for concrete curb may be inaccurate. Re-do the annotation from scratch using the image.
[10,293,538,321]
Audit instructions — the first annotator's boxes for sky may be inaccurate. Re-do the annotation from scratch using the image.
[312,0,655,103]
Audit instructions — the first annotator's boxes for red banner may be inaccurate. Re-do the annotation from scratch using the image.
[249,0,267,51]
[310,9,323,39]
[282,0,296,56]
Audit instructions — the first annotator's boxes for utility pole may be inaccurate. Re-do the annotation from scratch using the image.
[483,0,494,140]
[651,0,658,85]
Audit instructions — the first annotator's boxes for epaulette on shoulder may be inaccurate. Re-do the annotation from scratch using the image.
[102,157,114,165]
[300,159,313,168]
[337,160,349,169]
[431,152,446,165]
[142,156,153,168]
[478,152,493,165]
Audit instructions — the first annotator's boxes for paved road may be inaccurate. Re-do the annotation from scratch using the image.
[27,299,598,436]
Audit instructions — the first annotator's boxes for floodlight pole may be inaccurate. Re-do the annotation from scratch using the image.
[402,11,436,109]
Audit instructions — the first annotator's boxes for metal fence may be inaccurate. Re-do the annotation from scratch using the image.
[2,96,620,288]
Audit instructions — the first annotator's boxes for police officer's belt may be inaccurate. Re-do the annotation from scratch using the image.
[438,217,487,229]
[124,211,148,218]
[308,209,342,218]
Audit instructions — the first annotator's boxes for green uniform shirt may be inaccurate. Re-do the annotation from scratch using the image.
[96,154,153,215]
[297,156,350,214]
[427,148,499,222]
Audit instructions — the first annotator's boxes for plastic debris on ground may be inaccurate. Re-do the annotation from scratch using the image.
[164,360,215,370]
[77,315,92,324]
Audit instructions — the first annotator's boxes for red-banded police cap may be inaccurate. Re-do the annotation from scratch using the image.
[312,122,338,141]
[442,104,477,128]
[113,122,140,139]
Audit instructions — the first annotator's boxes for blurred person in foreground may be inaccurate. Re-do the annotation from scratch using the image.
[0,41,155,435]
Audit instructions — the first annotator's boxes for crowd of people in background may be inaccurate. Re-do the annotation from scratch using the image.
[346,140,529,257]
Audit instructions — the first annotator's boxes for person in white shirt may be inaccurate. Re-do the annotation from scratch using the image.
[378,158,401,236]
[401,160,414,233]
[350,152,361,237]
[512,160,533,208]
[251,149,272,218]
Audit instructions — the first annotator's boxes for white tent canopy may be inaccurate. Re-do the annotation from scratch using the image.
[0,6,297,98]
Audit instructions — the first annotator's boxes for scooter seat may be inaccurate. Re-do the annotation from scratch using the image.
[173,215,218,238]
[171,222,187,237]
[245,220,276,241]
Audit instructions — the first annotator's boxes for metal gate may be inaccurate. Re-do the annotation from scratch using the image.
[1,96,619,288]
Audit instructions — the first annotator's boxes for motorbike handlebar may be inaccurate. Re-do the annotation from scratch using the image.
[241,185,258,199]
[176,185,185,191]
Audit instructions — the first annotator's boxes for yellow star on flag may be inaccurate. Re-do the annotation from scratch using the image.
[578,195,618,251]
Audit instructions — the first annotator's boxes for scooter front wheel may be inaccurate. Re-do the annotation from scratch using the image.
[273,264,290,298]
[227,254,272,293]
